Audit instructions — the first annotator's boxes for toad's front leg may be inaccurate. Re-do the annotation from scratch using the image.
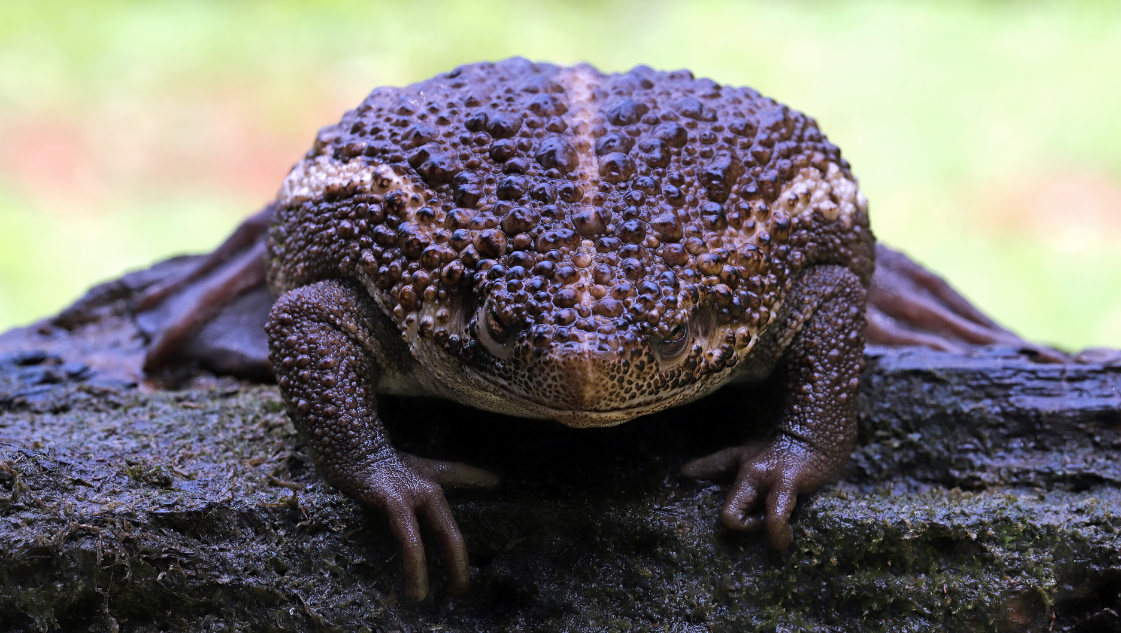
[266,280,498,601]
[682,266,865,550]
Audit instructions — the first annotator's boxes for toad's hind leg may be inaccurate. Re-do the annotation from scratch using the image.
[139,205,276,378]
[682,265,865,550]
[866,244,1068,362]
[266,280,498,601]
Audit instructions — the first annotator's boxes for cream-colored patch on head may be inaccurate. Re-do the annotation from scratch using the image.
[772,162,867,225]
[571,239,600,304]
[554,64,603,185]
[278,155,425,207]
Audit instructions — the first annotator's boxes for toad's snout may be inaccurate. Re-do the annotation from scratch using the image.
[506,335,667,418]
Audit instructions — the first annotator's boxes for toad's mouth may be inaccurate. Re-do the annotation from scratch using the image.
[469,373,710,429]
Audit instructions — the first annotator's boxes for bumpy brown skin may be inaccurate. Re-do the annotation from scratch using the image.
[264,58,875,600]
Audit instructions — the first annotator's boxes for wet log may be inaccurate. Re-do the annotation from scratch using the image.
[1,286,1119,631]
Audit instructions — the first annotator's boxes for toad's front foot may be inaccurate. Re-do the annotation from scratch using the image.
[682,436,831,550]
[267,281,500,601]
[681,267,865,551]
[357,452,499,601]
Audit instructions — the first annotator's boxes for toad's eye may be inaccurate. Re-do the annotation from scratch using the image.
[655,322,690,362]
[478,300,522,359]
[485,305,516,345]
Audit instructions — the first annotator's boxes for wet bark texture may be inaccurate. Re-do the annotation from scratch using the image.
[1,274,1120,632]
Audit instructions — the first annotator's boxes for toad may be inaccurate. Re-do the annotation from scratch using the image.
[122,58,1058,600]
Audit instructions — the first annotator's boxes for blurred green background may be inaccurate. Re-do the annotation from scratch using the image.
[1,0,1119,350]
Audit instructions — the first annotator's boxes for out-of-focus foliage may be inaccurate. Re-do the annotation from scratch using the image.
[1,0,1119,349]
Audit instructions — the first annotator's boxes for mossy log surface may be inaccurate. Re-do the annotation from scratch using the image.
[1,310,1120,631]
